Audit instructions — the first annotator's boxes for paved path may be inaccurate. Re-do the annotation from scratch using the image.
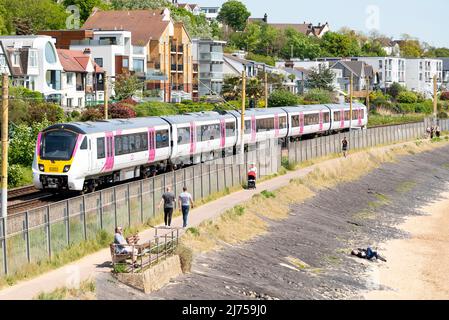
[0,141,415,300]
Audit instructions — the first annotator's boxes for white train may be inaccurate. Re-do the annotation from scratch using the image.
[32,103,367,192]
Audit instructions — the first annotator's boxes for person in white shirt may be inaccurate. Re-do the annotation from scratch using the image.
[178,186,194,228]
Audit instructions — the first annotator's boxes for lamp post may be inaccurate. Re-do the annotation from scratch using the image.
[240,70,246,163]
[349,72,353,129]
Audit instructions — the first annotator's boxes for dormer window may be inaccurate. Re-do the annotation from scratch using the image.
[12,53,20,66]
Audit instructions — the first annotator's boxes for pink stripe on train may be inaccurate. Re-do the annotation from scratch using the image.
[71,134,84,158]
[274,114,279,137]
[148,127,155,162]
[220,119,226,148]
[189,122,196,154]
[102,132,114,172]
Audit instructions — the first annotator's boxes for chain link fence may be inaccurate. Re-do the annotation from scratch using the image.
[0,139,280,276]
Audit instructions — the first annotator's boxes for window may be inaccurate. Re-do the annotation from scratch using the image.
[256,117,274,132]
[379,60,383,69]
[244,120,251,134]
[304,113,319,126]
[40,130,77,161]
[292,115,300,127]
[334,111,340,122]
[45,42,57,64]
[0,55,5,67]
[12,53,20,66]
[94,58,103,67]
[97,138,105,159]
[67,73,74,85]
[133,59,144,72]
[279,116,287,129]
[29,50,38,67]
[226,121,235,137]
[86,74,92,86]
[177,127,191,145]
[156,130,169,148]
[78,98,83,107]
[198,123,220,141]
[114,132,148,156]
[122,58,129,68]
[67,98,73,108]
[80,137,87,150]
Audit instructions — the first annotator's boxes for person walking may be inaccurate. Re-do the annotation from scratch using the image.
[341,136,348,158]
[158,186,176,227]
[178,186,194,228]
[430,126,434,139]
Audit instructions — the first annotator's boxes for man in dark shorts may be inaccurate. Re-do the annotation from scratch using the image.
[342,136,348,158]
[158,186,175,227]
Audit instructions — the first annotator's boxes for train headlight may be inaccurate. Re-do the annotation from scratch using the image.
[38,164,45,172]
[63,165,71,172]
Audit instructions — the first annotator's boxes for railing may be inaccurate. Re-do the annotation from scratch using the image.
[112,228,179,273]
[177,64,183,72]
[71,39,122,46]
[76,84,84,91]
[0,142,280,276]
[171,64,177,71]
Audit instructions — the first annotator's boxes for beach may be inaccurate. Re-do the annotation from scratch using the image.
[364,189,449,300]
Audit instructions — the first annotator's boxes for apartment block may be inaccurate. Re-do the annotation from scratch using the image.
[192,38,226,98]
[405,58,443,96]
[356,57,406,90]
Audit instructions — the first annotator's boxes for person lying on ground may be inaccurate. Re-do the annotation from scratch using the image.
[351,247,386,262]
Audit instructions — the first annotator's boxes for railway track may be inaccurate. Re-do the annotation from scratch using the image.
[7,185,39,200]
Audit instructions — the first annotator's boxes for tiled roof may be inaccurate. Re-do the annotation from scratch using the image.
[57,49,104,73]
[83,9,171,45]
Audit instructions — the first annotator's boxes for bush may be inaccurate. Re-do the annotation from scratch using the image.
[268,89,300,107]
[8,164,25,188]
[387,82,406,100]
[440,92,449,101]
[80,108,104,121]
[175,244,193,273]
[303,89,334,104]
[369,90,389,107]
[245,53,275,66]
[27,103,65,123]
[397,91,418,104]
[438,111,448,119]
[70,110,80,118]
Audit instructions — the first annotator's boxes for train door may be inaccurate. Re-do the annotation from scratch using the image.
[148,128,156,163]
[274,114,279,137]
[319,111,323,131]
[340,109,345,129]
[220,119,226,148]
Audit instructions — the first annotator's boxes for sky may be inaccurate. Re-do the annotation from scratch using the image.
[199,0,448,48]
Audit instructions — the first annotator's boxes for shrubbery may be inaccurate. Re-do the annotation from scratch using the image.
[80,102,137,120]
[268,89,300,107]
[397,91,418,104]
[303,89,334,104]
[8,164,25,188]
[440,91,449,101]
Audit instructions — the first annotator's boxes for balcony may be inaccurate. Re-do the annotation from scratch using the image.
[193,84,199,91]
[76,84,84,91]
[200,71,223,80]
[171,84,184,91]
[199,52,223,62]
[146,68,168,81]
[71,39,123,46]
[177,65,183,72]
[171,64,177,72]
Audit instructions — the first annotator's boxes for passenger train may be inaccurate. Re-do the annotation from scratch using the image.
[32,103,367,192]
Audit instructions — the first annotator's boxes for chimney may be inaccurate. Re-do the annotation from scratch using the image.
[83,48,91,56]
[263,13,268,23]
[318,22,321,27]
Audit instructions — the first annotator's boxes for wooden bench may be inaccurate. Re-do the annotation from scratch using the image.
[110,234,142,267]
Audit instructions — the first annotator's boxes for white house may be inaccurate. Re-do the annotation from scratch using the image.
[200,6,220,21]
[0,41,11,75]
[356,57,406,90]
[57,48,104,109]
[0,35,64,103]
[405,58,443,97]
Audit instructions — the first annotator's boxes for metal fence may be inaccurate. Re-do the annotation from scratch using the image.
[287,120,449,165]
[0,139,280,276]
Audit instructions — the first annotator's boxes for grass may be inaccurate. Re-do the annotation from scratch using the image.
[285,256,310,270]
[174,243,193,273]
[34,279,96,300]
[367,113,427,128]
[396,181,417,193]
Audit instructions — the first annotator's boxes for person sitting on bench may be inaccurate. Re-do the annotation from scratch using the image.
[114,226,139,267]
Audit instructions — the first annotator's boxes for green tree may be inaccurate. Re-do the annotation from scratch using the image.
[398,36,423,58]
[258,23,279,56]
[110,0,170,10]
[4,0,67,34]
[268,89,300,107]
[320,31,361,57]
[305,66,336,91]
[361,40,387,57]
[63,0,110,23]
[387,82,407,100]
[280,28,321,59]
[217,0,251,32]
[113,74,143,100]
[397,91,418,104]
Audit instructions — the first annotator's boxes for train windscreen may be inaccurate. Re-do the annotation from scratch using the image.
[40,130,78,161]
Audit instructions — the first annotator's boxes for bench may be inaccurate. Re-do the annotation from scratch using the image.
[110,234,142,267]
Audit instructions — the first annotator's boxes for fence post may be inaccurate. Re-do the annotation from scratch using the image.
[113,187,118,229]
[82,196,87,240]
[66,201,70,246]
[201,164,204,199]
[25,211,30,263]
[1,217,7,274]
[140,181,144,223]
[127,184,131,227]
[46,206,51,259]
[99,192,103,230]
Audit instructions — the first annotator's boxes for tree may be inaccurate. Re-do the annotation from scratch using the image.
[113,74,142,100]
[398,37,423,58]
[3,0,67,34]
[268,89,300,107]
[280,28,322,60]
[320,31,361,57]
[230,23,261,52]
[397,91,418,104]
[305,66,336,91]
[110,0,170,10]
[387,82,406,100]
[63,0,110,23]
[217,0,250,32]
[361,40,387,57]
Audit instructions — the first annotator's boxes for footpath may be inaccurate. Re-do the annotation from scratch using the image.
[0,140,422,300]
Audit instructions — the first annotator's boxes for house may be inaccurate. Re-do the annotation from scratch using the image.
[442,58,449,88]
[356,57,406,90]
[223,53,259,78]
[200,6,220,21]
[57,48,104,109]
[331,60,374,92]
[0,41,11,75]
[0,35,64,103]
[249,14,330,38]
[375,38,401,57]
[82,8,193,103]
[405,58,443,97]
[173,1,201,15]
[192,38,226,98]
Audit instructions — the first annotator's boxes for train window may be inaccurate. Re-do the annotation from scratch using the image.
[226,121,235,137]
[97,137,105,159]
[334,111,340,121]
[135,134,141,150]
[257,117,274,132]
[244,120,251,134]
[115,136,122,155]
[122,135,129,153]
[344,111,350,120]
[129,135,135,152]
[177,127,190,145]
[156,130,169,148]
[279,116,287,129]
[323,112,330,123]
[80,137,87,150]
[292,115,300,127]
[141,133,148,150]
[304,114,319,126]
